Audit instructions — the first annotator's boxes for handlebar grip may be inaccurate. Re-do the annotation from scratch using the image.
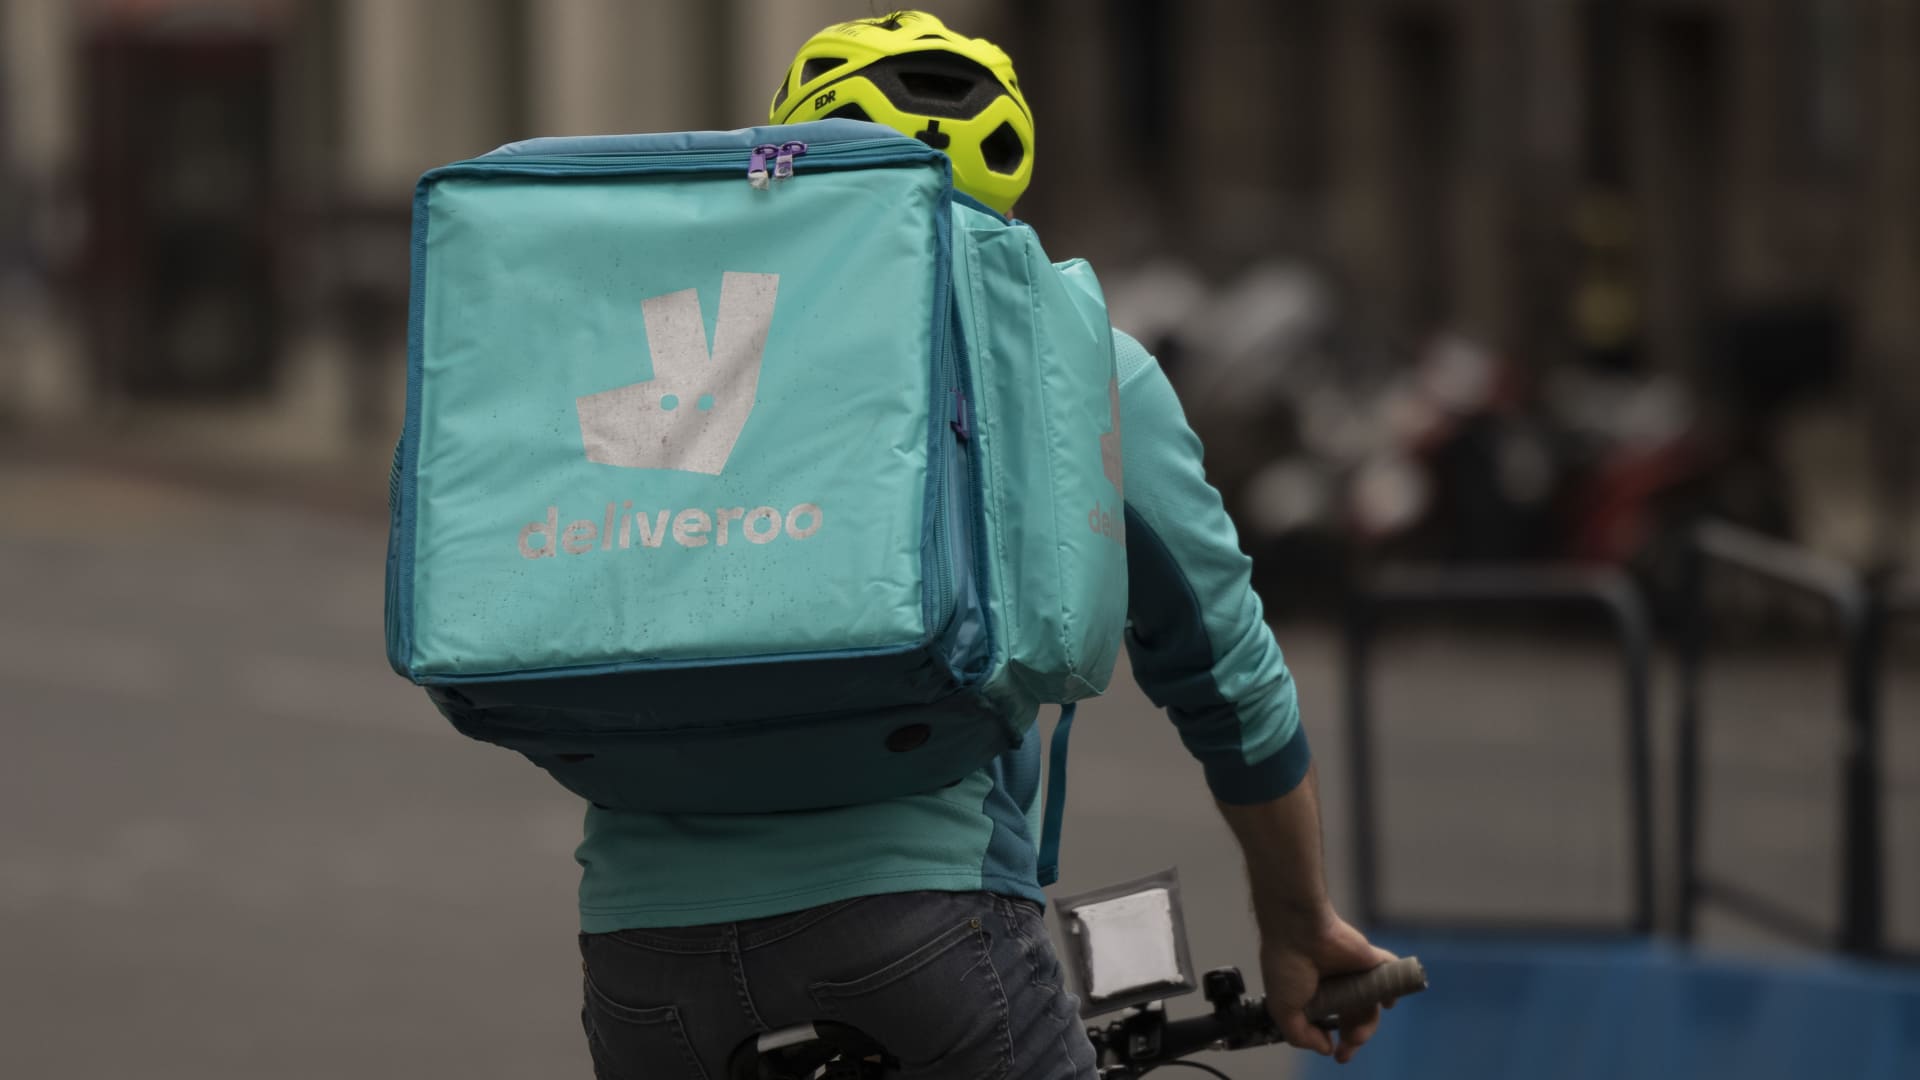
[1304,957,1428,1025]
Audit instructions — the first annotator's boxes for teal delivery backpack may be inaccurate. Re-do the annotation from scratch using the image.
[386,120,1127,815]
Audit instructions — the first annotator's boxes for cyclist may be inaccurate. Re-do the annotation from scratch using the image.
[576,13,1394,1079]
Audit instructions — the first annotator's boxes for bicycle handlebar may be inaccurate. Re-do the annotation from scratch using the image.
[1304,956,1430,1024]
[1089,957,1428,1077]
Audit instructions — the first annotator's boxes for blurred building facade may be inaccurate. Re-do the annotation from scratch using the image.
[1,0,1914,529]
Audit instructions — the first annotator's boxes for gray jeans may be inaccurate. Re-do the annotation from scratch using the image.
[579,890,1100,1079]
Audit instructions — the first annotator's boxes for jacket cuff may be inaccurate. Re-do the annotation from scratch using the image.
[1203,724,1312,806]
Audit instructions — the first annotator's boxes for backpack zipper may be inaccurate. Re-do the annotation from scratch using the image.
[926,296,959,639]
[433,137,940,185]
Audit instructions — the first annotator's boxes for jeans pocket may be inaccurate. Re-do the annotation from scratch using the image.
[1025,905,1080,1013]
[582,976,709,1080]
[808,917,1012,1079]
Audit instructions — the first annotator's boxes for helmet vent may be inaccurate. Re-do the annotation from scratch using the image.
[826,103,873,124]
[771,77,790,113]
[800,57,847,84]
[897,70,977,105]
[981,120,1025,175]
[864,52,1007,120]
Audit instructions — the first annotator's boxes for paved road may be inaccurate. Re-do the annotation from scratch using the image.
[2,459,1914,1078]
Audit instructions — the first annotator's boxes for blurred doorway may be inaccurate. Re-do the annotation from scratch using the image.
[83,13,281,400]
[1631,8,1727,379]
[1384,9,1461,338]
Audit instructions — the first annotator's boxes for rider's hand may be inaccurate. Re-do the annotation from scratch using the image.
[1260,911,1397,1065]
[1215,770,1395,1063]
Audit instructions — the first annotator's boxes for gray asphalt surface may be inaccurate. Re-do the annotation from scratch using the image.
[3,458,1914,1078]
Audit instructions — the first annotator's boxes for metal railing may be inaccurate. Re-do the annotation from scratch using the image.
[1345,563,1657,937]
[1675,520,1900,957]
[1346,530,1912,960]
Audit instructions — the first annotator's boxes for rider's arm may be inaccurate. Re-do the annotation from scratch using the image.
[1115,331,1390,1063]
[1113,330,1308,807]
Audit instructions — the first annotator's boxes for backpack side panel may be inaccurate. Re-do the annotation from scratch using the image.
[954,206,1127,704]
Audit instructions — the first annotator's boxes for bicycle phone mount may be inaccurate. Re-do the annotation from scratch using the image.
[1053,867,1201,1018]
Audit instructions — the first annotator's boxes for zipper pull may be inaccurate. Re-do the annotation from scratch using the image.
[774,141,809,181]
[951,390,970,442]
[748,144,779,190]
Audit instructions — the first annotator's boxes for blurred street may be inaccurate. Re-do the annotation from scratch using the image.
[0,458,586,1078]
[3,456,1914,1079]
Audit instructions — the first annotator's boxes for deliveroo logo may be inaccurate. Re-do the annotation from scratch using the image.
[518,271,822,561]
[1089,376,1125,545]
[1101,377,1124,494]
[575,271,780,475]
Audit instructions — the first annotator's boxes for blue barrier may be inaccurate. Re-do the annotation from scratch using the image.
[1301,935,1920,1080]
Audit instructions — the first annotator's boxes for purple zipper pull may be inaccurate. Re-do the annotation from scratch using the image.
[748,144,779,190]
[774,140,808,181]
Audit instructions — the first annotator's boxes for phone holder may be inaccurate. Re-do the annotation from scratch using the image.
[1053,867,1199,1018]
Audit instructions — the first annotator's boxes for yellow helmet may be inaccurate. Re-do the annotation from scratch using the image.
[770,11,1033,216]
